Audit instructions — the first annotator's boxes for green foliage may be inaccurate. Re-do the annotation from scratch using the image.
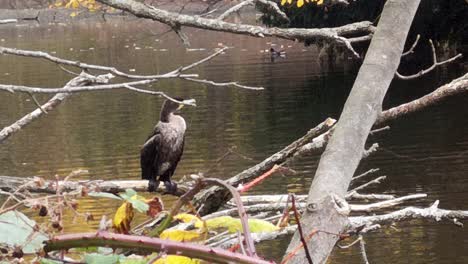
[84,253,121,264]
[0,211,48,254]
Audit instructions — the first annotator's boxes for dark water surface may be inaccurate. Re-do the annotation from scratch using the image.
[0,20,467,263]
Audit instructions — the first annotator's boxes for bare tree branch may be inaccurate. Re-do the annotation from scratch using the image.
[396,39,463,80]
[376,73,468,125]
[217,0,254,21]
[401,34,420,56]
[96,0,374,55]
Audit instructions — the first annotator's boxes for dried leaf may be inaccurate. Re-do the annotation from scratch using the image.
[113,202,134,234]
[146,196,164,218]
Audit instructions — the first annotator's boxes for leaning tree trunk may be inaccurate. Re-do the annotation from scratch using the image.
[283,0,422,263]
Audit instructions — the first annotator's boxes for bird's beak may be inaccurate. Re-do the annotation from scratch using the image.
[182,99,197,107]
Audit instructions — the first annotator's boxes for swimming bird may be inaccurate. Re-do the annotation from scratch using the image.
[270,48,286,57]
[140,98,194,194]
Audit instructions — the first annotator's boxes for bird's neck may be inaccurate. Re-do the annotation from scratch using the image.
[160,110,174,122]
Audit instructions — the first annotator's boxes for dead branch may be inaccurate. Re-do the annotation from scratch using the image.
[347,176,387,196]
[217,0,254,21]
[376,72,468,125]
[254,0,289,23]
[96,0,374,56]
[396,39,463,80]
[349,194,427,212]
[0,176,189,196]
[351,168,380,183]
[401,34,420,57]
[349,200,468,229]
[0,73,113,143]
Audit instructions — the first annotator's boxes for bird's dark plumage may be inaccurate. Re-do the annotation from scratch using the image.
[141,98,187,194]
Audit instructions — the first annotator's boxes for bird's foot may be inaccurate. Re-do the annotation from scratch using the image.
[163,181,178,195]
[148,180,160,192]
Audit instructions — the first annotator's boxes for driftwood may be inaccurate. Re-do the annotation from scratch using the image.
[0,176,189,196]
[284,1,423,263]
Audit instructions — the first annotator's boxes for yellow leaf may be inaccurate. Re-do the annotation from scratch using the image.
[297,0,304,7]
[288,0,293,4]
[113,202,134,234]
[204,216,279,233]
[70,11,77,17]
[280,0,287,5]
[159,229,203,242]
[174,213,202,226]
[317,0,324,4]
[54,1,63,7]
[153,255,201,264]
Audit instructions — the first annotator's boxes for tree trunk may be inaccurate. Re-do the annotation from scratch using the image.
[283,0,422,263]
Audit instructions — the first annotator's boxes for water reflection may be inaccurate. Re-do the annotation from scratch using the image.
[0,20,467,263]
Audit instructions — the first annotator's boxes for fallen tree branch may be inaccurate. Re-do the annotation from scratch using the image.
[0,19,17,24]
[349,200,468,229]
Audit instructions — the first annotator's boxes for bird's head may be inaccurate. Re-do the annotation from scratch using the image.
[161,97,196,120]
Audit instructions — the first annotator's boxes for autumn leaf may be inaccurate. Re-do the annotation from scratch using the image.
[146,196,164,218]
[159,229,203,242]
[153,255,201,264]
[297,0,304,7]
[113,202,134,234]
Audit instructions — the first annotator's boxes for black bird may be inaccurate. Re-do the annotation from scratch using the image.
[140,98,192,194]
[270,48,286,57]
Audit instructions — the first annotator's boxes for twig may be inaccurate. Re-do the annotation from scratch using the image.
[27,92,48,114]
[401,34,420,56]
[203,178,257,257]
[184,77,264,90]
[217,0,254,21]
[369,126,390,135]
[359,236,370,264]
[349,193,427,212]
[291,195,313,264]
[351,168,380,183]
[0,19,17,24]
[396,39,463,80]
[347,176,386,196]
[255,0,290,23]
[238,164,281,193]
[362,143,379,158]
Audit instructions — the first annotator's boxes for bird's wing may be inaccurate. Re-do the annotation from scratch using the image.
[140,126,162,180]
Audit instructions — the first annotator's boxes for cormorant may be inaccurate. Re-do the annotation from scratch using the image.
[140,98,193,194]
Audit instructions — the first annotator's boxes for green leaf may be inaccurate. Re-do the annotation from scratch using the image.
[88,192,122,200]
[84,253,120,264]
[128,199,149,213]
[0,210,48,253]
[119,189,137,200]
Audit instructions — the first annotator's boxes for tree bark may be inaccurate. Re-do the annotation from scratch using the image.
[284,1,422,263]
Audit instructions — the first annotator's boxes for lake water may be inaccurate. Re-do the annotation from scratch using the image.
[0,19,467,263]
